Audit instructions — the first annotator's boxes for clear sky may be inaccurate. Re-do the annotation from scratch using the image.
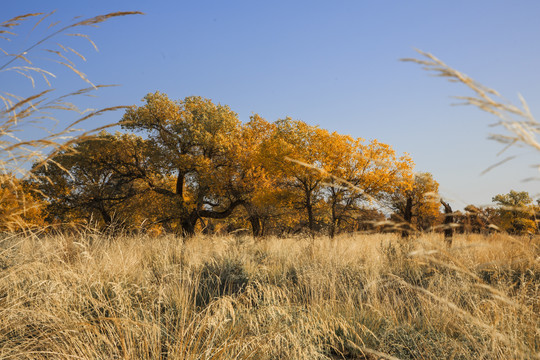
[4,1,540,208]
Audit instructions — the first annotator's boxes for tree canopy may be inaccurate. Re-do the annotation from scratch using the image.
[492,190,536,235]
[27,92,448,237]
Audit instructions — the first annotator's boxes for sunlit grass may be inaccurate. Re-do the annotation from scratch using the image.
[0,232,537,359]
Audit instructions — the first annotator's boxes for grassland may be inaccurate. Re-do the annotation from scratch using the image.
[0,231,538,359]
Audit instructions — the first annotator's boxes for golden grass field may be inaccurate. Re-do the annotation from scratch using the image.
[0,231,538,359]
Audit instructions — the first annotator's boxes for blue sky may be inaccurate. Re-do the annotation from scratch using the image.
[4,1,540,208]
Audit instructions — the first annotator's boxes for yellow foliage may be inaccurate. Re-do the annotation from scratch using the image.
[0,175,45,231]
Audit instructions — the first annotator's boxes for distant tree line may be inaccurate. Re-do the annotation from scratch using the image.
[2,93,537,238]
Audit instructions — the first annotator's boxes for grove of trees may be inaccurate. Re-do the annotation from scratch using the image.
[29,92,421,237]
[2,92,536,238]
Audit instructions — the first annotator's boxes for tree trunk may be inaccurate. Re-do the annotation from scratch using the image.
[178,200,244,238]
[98,206,112,226]
[244,203,263,238]
[306,198,315,234]
[401,196,413,238]
[180,213,198,237]
[329,220,337,238]
[440,199,454,247]
[249,215,263,238]
[329,201,338,238]
[176,169,185,198]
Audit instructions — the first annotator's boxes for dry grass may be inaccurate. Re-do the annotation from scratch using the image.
[1,11,142,175]
[0,11,141,230]
[0,231,538,359]
[403,49,540,178]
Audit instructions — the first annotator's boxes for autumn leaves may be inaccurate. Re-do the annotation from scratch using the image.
[31,92,423,236]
